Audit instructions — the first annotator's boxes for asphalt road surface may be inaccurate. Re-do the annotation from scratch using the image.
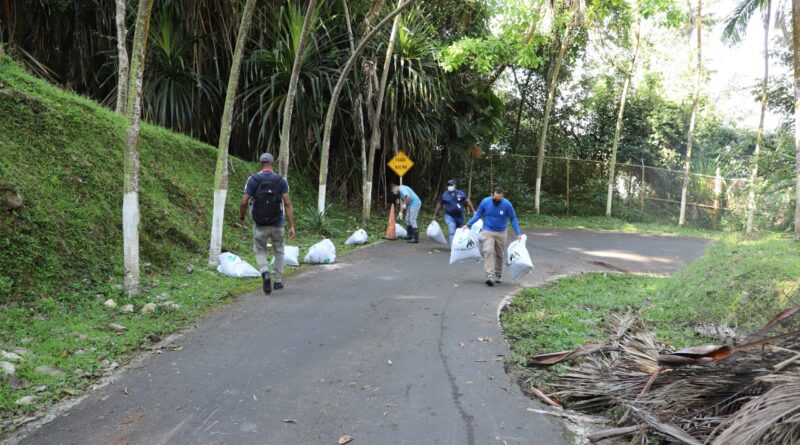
[20,229,708,445]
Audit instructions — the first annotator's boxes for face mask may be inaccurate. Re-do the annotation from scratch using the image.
[447,186,455,192]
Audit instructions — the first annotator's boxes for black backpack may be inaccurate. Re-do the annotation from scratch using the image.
[250,173,283,226]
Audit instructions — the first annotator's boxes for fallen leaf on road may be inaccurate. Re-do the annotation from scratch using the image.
[495,355,505,361]
[282,419,298,424]
[387,360,392,365]
[338,435,354,444]
[477,337,492,342]
[459,342,465,348]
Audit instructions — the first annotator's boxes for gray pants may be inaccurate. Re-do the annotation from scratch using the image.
[253,225,285,281]
[406,204,421,229]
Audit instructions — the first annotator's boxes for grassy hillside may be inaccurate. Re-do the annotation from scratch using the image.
[0,57,261,303]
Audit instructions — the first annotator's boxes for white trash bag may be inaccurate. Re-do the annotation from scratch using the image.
[426,221,447,245]
[395,223,408,239]
[217,252,261,278]
[271,245,300,266]
[304,239,337,264]
[345,229,369,245]
[449,228,482,265]
[470,218,484,240]
[507,234,534,281]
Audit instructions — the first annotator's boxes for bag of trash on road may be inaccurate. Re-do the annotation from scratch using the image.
[395,224,408,239]
[506,234,534,281]
[449,228,482,265]
[217,252,261,278]
[426,221,447,245]
[304,239,337,264]
[345,229,368,245]
[271,245,300,266]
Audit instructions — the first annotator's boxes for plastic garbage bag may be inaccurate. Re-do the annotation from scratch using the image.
[426,221,447,245]
[217,252,261,278]
[449,227,482,265]
[395,224,408,239]
[345,229,368,245]
[304,239,337,264]
[507,234,534,281]
[271,245,300,266]
[470,218,484,240]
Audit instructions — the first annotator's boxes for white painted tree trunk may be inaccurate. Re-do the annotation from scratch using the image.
[679,0,702,227]
[278,0,319,178]
[534,16,572,215]
[606,16,640,217]
[114,0,129,114]
[208,0,257,266]
[122,0,154,297]
[317,0,416,215]
[746,1,771,234]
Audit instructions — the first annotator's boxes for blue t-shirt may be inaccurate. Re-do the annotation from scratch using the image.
[440,189,468,217]
[244,171,289,226]
[398,185,421,207]
[467,197,521,235]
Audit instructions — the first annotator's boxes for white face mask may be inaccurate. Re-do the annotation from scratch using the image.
[447,186,455,192]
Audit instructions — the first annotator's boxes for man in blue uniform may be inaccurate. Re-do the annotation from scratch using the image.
[467,186,522,286]
[432,179,476,244]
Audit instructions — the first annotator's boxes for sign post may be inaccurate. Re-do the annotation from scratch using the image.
[387,151,414,183]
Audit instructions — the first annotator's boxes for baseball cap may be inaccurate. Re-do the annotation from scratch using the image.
[447,179,456,186]
[259,153,274,164]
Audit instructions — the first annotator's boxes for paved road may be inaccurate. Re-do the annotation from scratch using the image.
[21,229,708,445]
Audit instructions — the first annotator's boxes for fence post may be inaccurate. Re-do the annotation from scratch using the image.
[640,159,645,212]
[713,167,722,230]
[566,158,570,215]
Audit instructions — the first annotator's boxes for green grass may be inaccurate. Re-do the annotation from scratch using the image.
[502,234,800,375]
[517,214,722,239]
[0,57,389,429]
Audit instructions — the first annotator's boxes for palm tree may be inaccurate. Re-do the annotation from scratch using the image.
[123,0,155,296]
[208,0,257,266]
[317,0,417,215]
[278,0,320,178]
[678,0,702,227]
[723,0,772,234]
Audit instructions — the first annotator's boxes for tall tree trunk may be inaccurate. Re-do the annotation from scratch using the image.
[364,0,405,220]
[278,0,319,178]
[534,16,573,214]
[317,0,416,215]
[207,0,257,266]
[512,68,532,151]
[122,0,155,296]
[606,15,641,217]
[679,0,702,227]
[746,1,771,234]
[341,0,372,227]
[794,0,800,239]
[114,0,130,114]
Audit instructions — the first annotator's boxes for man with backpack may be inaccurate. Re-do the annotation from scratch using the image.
[239,153,296,295]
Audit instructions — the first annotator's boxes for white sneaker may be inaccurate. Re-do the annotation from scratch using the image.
[494,275,502,284]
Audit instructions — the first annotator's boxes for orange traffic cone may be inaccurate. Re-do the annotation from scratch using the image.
[384,204,398,240]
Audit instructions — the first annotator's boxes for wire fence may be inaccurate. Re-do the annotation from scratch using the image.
[466,153,755,230]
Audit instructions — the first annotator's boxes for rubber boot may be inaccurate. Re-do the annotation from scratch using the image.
[405,225,412,240]
[407,228,419,244]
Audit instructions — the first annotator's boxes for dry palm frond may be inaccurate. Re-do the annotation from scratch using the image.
[711,374,800,445]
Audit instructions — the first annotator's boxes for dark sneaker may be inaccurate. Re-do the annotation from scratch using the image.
[273,281,284,291]
[262,272,272,295]
[485,275,495,287]
[494,275,502,284]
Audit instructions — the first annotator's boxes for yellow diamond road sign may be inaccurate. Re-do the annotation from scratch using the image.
[387,151,414,177]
